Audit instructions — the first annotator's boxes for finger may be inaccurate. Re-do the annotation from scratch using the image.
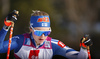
[82,38,86,43]
[11,22,14,27]
[86,46,90,50]
[14,11,19,17]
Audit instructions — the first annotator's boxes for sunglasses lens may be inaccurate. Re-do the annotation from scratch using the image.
[34,31,42,36]
[34,31,51,36]
[44,31,51,36]
[31,26,51,36]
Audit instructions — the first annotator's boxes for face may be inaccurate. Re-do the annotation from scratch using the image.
[30,27,51,45]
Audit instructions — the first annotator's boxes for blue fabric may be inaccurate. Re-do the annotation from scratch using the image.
[66,49,76,53]
[0,28,79,58]
[51,42,67,57]
[30,16,50,27]
[0,28,19,53]
[34,30,51,36]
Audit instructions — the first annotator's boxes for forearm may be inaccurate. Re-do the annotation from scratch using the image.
[0,26,18,53]
[0,27,8,43]
[66,47,88,59]
[0,27,8,52]
[77,47,88,59]
[65,47,88,59]
[53,45,88,59]
[0,39,18,53]
[0,10,19,53]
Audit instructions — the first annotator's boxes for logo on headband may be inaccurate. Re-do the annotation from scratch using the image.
[37,17,49,22]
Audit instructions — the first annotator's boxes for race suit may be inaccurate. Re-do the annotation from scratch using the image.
[0,28,88,59]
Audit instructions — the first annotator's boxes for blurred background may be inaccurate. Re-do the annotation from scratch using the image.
[0,0,100,59]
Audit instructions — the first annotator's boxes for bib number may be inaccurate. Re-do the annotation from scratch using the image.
[29,50,40,59]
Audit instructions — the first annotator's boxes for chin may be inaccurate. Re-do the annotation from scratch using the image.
[39,41,44,44]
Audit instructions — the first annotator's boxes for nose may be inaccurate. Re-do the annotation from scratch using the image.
[41,33,45,37]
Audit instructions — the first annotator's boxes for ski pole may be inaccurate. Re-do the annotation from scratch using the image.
[86,36,91,59]
[82,34,91,59]
[87,49,91,59]
[6,10,19,59]
[6,26,14,59]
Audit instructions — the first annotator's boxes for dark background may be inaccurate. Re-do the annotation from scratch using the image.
[0,0,100,59]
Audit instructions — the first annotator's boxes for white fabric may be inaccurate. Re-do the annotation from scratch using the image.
[15,45,53,59]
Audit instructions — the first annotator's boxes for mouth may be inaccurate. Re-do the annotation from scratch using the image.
[39,39,44,41]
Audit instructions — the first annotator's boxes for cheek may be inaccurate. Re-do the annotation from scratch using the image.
[44,36,48,39]
[31,32,38,39]
[32,33,38,39]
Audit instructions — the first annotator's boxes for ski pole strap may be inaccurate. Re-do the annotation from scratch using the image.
[4,18,12,26]
[7,27,14,59]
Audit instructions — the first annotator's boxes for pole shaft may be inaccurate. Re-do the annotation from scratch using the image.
[7,27,13,59]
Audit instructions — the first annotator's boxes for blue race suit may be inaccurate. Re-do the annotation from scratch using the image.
[0,27,88,59]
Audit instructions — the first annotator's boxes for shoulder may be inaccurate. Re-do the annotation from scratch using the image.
[13,34,25,53]
[51,39,77,53]
[12,34,25,43]
[51,39,66,48]
[51,39,59,44]
[12,34,24,40]
[12,33,30,39]
[51,38,73,50]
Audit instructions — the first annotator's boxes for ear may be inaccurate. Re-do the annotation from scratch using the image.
[30,28,33,32]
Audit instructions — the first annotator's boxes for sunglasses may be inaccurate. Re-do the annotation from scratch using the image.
[30,26,51,36]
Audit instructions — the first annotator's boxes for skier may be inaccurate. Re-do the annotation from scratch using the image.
[0,10,92,59]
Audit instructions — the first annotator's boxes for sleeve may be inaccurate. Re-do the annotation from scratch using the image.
[0,28,22,53]
[51,39,88,59]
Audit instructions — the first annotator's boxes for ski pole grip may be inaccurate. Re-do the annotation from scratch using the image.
[13,10,19,17]
[11,10,19,27]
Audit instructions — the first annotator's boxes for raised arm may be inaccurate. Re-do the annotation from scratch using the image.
[0,10,19,53]
[51,37,92,59]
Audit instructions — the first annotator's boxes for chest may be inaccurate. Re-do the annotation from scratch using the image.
[14,36,53,59]
[15,45,53,59]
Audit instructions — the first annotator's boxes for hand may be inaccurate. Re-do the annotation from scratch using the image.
[80,34,93,49]
[4,10,19,27]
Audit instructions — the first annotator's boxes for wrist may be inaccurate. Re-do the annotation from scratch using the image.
[80,43,87,49]
[3,24,11,31]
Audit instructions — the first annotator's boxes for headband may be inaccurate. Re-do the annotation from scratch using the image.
[30,16,50,27]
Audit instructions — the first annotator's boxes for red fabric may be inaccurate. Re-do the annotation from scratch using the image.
[80,43,86,48]
[58,41,66,48]
[29,50,40,59]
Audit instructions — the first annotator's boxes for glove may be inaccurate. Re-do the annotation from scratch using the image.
[4,10,19,27]
[3,10,19,30]
[80,34,93,49]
